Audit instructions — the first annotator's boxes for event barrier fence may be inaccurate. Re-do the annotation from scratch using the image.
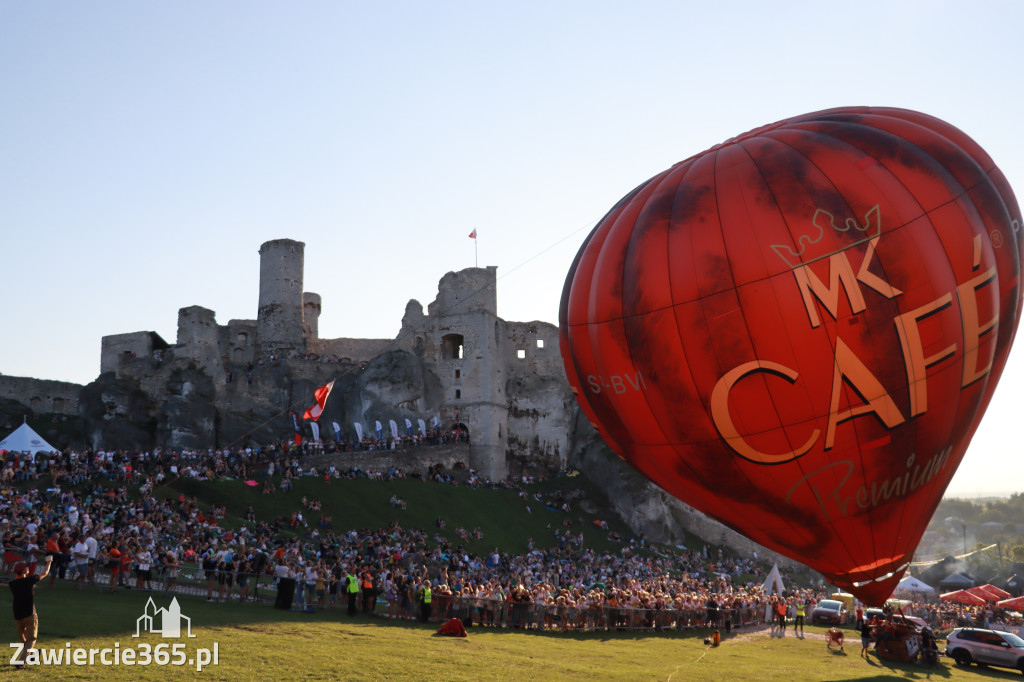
[9,550,1018,635]
[1,549,770,632]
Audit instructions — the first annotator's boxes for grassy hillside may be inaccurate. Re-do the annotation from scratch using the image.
[159,470,708,559]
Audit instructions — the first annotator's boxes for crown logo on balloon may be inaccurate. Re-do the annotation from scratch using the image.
[770,204,881,269]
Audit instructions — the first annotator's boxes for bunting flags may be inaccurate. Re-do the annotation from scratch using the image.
[389,419,398,440]
[289,411,302,445]
[332,421,342,443]
[310,422,320,443]
[405,418,413,436]
[354,422,364,442]
[302,380,335,421]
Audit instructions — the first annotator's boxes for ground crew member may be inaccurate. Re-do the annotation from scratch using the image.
[346,569,359,616]
[419,581,432,622]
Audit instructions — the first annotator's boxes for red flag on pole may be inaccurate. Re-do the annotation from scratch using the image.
[468,229,477,239]
[302,380,335,421]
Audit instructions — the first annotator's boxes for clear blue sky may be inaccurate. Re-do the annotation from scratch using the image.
[1,1,1021,496]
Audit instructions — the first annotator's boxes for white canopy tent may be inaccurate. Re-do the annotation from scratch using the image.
[894,575,936,595]
[0,423,58,460]
[762,563,786,595]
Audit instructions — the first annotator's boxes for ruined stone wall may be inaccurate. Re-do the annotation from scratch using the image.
[502,322,572,472]
[0,376,81,415]
[427,266,498,318]
[101,331,167,375]
[304,443,471,475]
[176,306,223,383]
[503,321,563,379]
[308,337,393,364]
[222,320,258,366]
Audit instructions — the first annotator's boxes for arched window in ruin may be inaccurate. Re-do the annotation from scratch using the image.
[232,347,244,362]
[442,333,464,360]
[451,422,470,443]
[52,397,64,413]
[237,331,249,346]
[29,397,41,413]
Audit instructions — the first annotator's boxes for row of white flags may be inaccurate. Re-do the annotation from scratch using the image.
[329,416,440,443]
[302,381,443,443]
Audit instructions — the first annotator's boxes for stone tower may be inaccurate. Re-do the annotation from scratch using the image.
[428,266,509,480]
[256,239,306,357]
[302,292,321,341]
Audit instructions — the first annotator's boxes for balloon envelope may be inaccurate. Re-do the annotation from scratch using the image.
[560,107,1023,605]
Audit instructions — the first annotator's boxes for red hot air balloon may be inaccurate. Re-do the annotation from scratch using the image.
[559,107,1022,605]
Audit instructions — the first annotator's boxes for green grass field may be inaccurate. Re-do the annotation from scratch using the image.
[0,585,1020,681]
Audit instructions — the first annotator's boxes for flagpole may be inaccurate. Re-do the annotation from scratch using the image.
[474,229,478,267]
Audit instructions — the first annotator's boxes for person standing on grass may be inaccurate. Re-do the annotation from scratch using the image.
[418,580,432,623]
[3,556,52,668]
[345,566,359,616]
[775,597,787,637]
[84,530,98,585]
[163,547,179,594]
[106,542,122,592]
[860,621,873,657]
[69,535,89,589]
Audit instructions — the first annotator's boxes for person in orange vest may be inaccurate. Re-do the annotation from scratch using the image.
[360,567,375,614]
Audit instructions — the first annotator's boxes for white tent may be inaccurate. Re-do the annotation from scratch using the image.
[0,423,58,459]
[895,575,935,595]
[762,563,785,594]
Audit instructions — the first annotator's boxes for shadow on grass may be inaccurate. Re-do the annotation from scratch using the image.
[849,652,963,681]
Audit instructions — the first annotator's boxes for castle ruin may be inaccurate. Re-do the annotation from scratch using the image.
[87,238,573,480]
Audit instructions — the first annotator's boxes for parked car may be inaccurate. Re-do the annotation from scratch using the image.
[945,627,1024,674]
[811,599,848,626]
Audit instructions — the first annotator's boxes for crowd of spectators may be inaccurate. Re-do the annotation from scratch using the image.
[0,445,1021,635]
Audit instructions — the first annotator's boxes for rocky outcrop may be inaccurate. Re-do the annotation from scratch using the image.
[569,410,800,567]
[79,373,158,450]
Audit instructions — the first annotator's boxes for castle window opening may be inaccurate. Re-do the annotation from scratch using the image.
[517,349,526,359]
[237,331,248,346]
[454,369,461,379]
[455,389,461,400]
[442,334,465,360]
[52,397,64,413]
[29,397,41,412]
[536,339,544,348]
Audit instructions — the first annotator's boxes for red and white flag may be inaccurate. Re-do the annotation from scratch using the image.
[302,380,335,421]
[468,228,477,239]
